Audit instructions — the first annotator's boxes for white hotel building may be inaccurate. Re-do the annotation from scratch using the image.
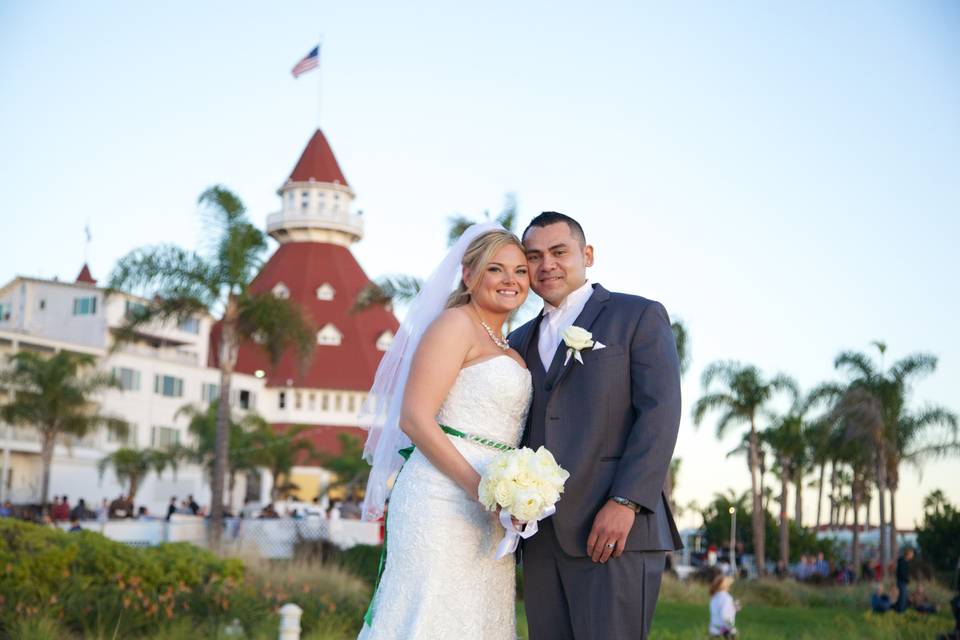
[0,128,398,515]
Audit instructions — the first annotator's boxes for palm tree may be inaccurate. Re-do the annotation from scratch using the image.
[831,342,942,580]
[0,351,128,506]
[108,186,315,547]
[248,421,317,501]
[692,361,796,577]
[762,413,804,569]
[97,447,180,502]
[317,433,369,498]
[176,400,264,513]
[888,406,958,546]
[922,489,948,516]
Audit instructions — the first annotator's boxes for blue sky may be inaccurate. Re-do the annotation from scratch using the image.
[2,1,958,528]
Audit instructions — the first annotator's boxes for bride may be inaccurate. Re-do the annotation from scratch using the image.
[358,223,532,639]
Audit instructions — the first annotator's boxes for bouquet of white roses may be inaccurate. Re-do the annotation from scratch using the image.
[478,446,570,558]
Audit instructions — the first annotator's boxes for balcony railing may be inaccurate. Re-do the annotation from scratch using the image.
[266,210,364,236]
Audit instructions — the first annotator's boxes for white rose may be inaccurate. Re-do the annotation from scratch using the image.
[494,479,515,508]
[511,489,546,522]
[562,326,594,351]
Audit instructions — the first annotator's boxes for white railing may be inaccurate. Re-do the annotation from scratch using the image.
[266,211,364,235]
[114,342,199,366]
[62,515,381,557]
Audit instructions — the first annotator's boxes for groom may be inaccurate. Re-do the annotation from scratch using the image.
[509,212,682,639]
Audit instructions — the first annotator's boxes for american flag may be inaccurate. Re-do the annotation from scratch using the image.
[291,45,321,78]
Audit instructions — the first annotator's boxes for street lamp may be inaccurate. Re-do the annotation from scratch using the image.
[729,506,737,574]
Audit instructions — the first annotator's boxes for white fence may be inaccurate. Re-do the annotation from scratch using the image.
[62,514,382,557]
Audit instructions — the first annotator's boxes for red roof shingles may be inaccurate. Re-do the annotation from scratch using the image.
[216,242,398,392]
[75,263,97,285]
[287,129,349,186]
[275,424,366,460]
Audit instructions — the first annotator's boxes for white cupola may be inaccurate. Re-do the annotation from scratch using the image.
[266,129,363,247]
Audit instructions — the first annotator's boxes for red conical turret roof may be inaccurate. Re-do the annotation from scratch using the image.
[75,263,97,285]
[287,129,349,186]
[211,242,397,391]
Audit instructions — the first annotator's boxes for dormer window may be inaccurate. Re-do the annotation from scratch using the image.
[272,283,290,299]
[316,283,335,301]
[317,323,342,346]
[376,330,395,352]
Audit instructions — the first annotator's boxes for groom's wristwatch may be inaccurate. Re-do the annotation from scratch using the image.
[610,496,642,513]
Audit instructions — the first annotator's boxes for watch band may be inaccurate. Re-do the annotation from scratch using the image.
[610,495,642,513]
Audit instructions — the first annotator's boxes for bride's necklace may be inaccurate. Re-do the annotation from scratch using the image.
[473,306,510,350]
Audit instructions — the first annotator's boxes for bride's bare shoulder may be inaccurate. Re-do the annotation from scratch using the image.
[426,306,474,337]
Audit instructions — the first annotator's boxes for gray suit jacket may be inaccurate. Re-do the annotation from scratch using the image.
[509,284,683,556]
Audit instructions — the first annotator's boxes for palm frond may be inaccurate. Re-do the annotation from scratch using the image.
[770,373,800,408]
[671,319,691,376]
[495,193,518,233]
[699,360,740,390]
[237,292,315,367]
[691,392,735,428]
[447,215,476,246]
[218,221,268,292]
[351,275,423,314]
[890,353,937,384]
[834,350,877,379]
[107,245,220,304]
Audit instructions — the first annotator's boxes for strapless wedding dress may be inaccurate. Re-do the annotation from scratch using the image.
[359,355,532,640]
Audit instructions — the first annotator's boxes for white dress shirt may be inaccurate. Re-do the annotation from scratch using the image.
[538,279,595,371]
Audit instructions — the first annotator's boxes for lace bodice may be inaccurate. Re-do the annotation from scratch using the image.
[436,355,532,447]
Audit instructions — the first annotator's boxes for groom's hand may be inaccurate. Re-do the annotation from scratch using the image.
[586,500,635,563]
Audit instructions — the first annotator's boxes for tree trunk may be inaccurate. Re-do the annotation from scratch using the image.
[228,470,237,515]
[779,462,790,571]
[39,430,56,508]
[875,447,888,582]
[748,415,766,577]
[794,472,803,529]
[829,461,838,528]
[815,462,826,530]
[129,475,140,502]
[210,295,240,551]
[889,485,898,559]
[851,476,861,580]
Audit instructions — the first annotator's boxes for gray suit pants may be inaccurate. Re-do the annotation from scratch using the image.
[523,518,666,639]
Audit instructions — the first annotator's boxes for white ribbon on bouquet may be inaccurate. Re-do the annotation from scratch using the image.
[494,505,557,560]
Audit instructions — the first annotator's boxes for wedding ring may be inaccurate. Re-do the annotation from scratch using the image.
[605,543,615,549]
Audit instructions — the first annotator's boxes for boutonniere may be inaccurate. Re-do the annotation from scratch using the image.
[562,326,606,365]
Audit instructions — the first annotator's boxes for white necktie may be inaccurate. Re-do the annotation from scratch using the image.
[539,311,558,371]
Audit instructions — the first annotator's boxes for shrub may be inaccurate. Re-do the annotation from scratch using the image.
[0,519,258,638]
[336,543,383,587]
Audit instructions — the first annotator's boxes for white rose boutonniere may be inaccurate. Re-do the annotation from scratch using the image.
[562,325,606,365]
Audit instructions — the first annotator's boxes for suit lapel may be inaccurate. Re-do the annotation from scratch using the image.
[547,284,611,390]
[518,311,546,370]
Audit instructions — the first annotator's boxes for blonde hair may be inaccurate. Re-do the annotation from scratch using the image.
[445,230,524,309]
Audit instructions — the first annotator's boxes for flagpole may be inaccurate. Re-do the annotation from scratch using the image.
[317,37,324,129]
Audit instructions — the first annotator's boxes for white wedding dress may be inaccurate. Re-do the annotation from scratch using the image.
[359,355,532,640]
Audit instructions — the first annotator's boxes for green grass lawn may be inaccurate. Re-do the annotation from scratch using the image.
[517,600,954,640]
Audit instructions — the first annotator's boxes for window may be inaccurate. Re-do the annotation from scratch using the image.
[335,394,343,411]
[38,299,46,310]
[150,426,180,450]
[124,300,146,320]
[294,392,302,409]
[316,283,335,301]
[348,395,356,412]
[153,374,184,398]
[272,283,289,299]
[317,324,342,346]
[376,330,395,352]
[308,393,316,410]
[321,394,329,411]
[111,367,141,391]
[239,389,253,410]
[178,316,200,334]
[73,296,97,316]
[108,425,136,447]
[278,391,286,409]
[0,303,11,322]
[202,383,219,404]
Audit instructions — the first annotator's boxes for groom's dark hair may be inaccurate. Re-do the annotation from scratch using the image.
[522,212,587,247]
